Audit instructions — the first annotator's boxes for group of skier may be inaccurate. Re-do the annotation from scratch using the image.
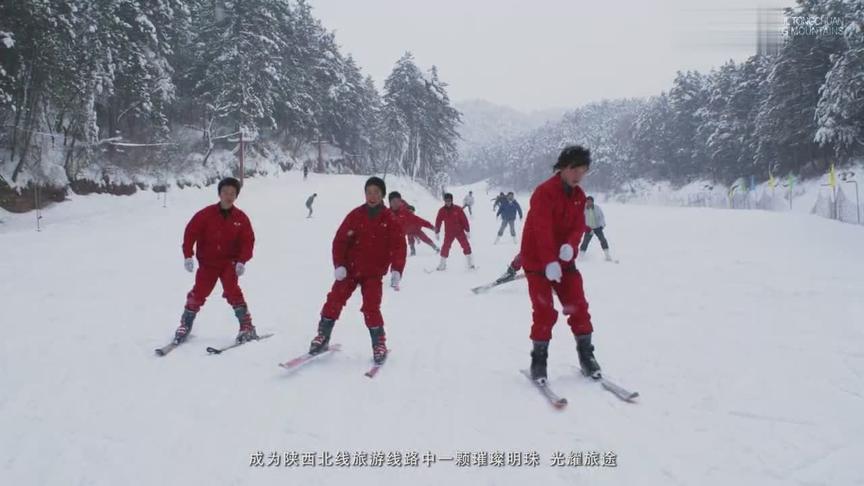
[166,144,615,385]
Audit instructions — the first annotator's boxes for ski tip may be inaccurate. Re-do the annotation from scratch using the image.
[154,349,165,357]
[206,347,221,355]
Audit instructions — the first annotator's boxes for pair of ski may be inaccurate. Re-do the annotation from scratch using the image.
[154,333,275,357]
[521,369,639,409]
[277,344,387,379]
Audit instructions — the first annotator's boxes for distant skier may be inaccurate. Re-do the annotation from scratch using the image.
[307,177,407,365]
[463,191,475,216]
[388,191,439,256]
[580,196,613,261]
[495,191,523,244]
[434,193,474,270]
[303,164,309,180]
[492,192,506,212]
[305,193,317,218]
[172,177,257,345]
[521,145,601,382]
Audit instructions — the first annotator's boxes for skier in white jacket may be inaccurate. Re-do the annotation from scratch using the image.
[580,196,613,261]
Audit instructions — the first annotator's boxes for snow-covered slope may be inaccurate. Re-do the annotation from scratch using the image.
[1,173,862,485]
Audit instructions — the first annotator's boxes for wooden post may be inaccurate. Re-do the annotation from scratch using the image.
[239,129,245,187]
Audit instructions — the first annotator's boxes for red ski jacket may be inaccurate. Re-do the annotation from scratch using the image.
[520,174,588,272]
[183,204,255,266]
[435,205,470,235]
[332,204,407,278]
[392,203,434,234]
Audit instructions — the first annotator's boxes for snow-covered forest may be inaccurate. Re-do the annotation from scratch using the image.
[0,0,461,209]
[459,0,864,193]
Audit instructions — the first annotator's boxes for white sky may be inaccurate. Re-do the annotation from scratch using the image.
[307,0,795,111]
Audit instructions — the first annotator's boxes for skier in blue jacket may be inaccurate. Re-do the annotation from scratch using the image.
[495,192,523,244]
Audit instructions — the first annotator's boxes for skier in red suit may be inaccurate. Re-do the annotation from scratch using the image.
[521,145,601,382]
[173,177,257,345]
[308,177,407,365]
[434,193,474,271]
[388,191,439,256]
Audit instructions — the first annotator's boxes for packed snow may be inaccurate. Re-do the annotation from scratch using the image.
[1,172,862,485]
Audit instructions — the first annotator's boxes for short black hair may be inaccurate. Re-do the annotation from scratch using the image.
[388,191,402,201]
[365,176,386,196]
[443,192,453,201]
[507,191,514,196]
[586,196,594,201]
[218,177,241,195]
[554,145,591,170]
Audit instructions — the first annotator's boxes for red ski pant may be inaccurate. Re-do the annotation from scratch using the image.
[186,262,246,311]
[440,232,472,258]
[526,269,592,341]
[321,275,384,328]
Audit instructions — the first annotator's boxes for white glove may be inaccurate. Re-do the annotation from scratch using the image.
[559,244,575,262]
[235,262,245,276]
[334,266,347,281]
[184,258,195,273]
[390,270,402,290]
[545,261,562,283]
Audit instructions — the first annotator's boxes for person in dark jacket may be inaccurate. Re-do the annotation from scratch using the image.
[495,192,523,244]
[305,193,317,218]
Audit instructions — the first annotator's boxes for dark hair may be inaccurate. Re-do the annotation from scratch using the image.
[218,177,241,195]
[554,145,591,170]
[507,191,514,196]
[586,196,594,201]
[365,176,386,196]
[443,192,453,201]
[388,191,402,201]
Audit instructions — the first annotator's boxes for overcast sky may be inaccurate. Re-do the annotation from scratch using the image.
[307,0,795,112]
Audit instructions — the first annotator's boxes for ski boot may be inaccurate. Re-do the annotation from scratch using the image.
[369,326,388,365]
[530,340,549,382]
[309,317,335,354]
[576,334,602,379]
[234,305,257,343]
[173,308,197,344]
